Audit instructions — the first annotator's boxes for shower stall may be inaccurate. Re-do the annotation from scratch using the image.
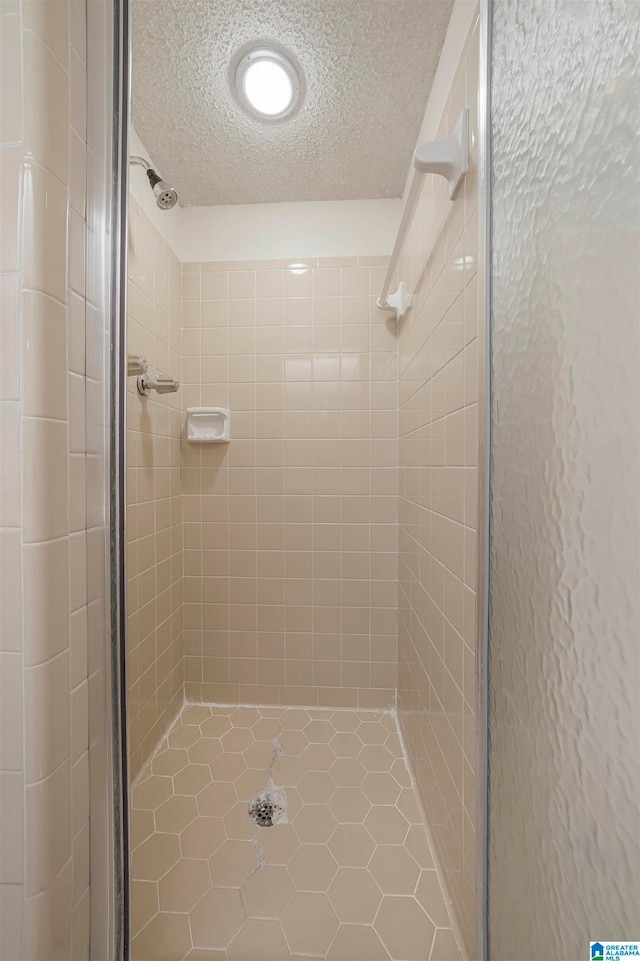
[0,1,638,960]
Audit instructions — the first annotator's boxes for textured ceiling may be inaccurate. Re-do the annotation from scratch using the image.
[131,0,453,206]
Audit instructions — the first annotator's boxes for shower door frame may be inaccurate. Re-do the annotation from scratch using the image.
[106,2,493,959]
[476,1,491,960]
[110,0,132,957]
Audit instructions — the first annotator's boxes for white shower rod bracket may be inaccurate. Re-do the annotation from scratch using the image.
[377,108,469,321]
[413,107,468,199]
[382,281,415,319]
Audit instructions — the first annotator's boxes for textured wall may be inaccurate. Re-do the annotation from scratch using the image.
[0,1,102,957]
[127,198,184,781]
[396,10,480,957]
[180,257,398,709]
[489,1,640,958]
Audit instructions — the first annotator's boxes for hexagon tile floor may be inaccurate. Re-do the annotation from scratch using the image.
[130,704,463,961]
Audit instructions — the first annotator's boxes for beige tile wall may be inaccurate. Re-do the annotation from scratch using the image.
[180,258,398,710]
[127,198,184,780]
[396,12,480,957]
[0,2,97,958]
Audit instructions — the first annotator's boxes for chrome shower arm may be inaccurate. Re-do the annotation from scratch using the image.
[129,155,151,171]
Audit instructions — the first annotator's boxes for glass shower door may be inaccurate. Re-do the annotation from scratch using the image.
[488,1,640,958]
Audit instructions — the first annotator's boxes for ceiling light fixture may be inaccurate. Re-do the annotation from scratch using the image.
[236,48,300,119]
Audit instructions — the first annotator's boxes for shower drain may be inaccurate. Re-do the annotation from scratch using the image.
[248,789,287,827]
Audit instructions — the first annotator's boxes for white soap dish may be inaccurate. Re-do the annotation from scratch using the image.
[186,407,230,443]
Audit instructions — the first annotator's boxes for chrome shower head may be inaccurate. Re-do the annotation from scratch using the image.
[129,156,178,210]
[147,168,178,209]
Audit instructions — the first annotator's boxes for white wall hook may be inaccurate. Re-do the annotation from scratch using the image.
[413,108,468,199]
